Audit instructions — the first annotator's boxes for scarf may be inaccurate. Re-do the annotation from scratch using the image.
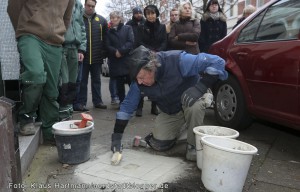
[209,12,220,20]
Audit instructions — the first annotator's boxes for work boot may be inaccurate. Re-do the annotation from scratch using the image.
[136,108,143,117]
[151,102,159,115]
[186,144,197,161]
[19,123,36,136]
[19,114,36,136]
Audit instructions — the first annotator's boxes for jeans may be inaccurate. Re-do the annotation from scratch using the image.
[76,61,103,106]
[109,77,118,100]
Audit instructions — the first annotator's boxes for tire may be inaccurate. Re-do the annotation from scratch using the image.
[213,75,252,130]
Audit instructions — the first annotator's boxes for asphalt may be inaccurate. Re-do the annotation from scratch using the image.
[21,76,300,192]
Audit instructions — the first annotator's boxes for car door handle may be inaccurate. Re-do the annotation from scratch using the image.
[237,52,248,56]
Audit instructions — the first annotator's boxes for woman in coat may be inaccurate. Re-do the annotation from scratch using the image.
[106,11,134,103]
[199,0,227,53]
[168,1,201,54]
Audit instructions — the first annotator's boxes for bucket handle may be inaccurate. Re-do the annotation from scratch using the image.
[196,140,204,152]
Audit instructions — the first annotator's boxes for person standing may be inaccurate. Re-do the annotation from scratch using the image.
[135,5,167,117]
[73,0,108,111]
[126,7,145,49]
[166,8,179,35]
[7,0,74,142]
[199,0,227,53]
[232,5,256,29]
[59,0,87,120]
[168,1,200,54]
[106,11,134,104]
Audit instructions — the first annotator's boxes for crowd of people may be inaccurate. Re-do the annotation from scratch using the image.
[7,0,255,160]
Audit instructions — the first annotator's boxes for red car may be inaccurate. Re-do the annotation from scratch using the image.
[209,0,300,130]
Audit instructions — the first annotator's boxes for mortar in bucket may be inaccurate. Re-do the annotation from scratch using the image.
[193,126,239,170]
[201,136,258,192]
[52,120,94,164]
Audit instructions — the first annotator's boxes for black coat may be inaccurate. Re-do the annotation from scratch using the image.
[83,13,107,64]
[106,23,134,77]
[199,12,227,53]
[126,17,145,48]
[136,19,167,51]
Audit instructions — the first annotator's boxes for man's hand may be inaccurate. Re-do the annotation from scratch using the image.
[116,50,122,58]
[78,53,84,62]
[111,133,123,152]
[186,41,197,46]
[181,75,219,107]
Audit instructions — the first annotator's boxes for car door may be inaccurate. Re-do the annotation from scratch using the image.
[233,0,300,124]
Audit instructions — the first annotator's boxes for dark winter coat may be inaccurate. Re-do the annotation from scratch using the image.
[126,17,145,48]
[106,23,134,77]
[136,19,167,51]
[83,12,108,64]
[168,18,201,54]
[199,12,227,53]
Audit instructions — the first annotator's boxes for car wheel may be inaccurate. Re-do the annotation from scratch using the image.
[213,75,252,130]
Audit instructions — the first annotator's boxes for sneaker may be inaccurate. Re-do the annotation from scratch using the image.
[94,102,107,109]
[186,144,197,161]
[111,99,119,105]
[73,104,89,112]
[19,122,36,136]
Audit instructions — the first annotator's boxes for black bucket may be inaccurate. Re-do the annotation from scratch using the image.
[52,120,94,164]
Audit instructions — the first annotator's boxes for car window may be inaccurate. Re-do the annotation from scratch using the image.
[237,0,300,43]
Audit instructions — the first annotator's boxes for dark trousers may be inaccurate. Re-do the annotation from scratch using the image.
[76,61,103,106]
[115,75,131,103]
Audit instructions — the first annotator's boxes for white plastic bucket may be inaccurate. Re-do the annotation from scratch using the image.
[193,126,239,169]
[201,136,258,192]
[52,120,94,164]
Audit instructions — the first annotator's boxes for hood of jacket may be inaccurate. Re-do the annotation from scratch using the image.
[201,12,227,22]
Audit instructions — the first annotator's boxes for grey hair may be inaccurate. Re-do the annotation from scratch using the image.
[243,5,256,16]
[178,1,196,20]
[141,51,161,72]
[109,11,124,23]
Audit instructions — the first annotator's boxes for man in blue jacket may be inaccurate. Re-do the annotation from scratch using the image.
[111,45,228,163]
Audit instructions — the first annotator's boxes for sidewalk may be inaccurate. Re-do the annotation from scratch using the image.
[21,77,300,192]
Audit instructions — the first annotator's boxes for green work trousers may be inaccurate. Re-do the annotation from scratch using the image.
[153,98,207,146]
[59,47,78,119]
[17,35,62,140]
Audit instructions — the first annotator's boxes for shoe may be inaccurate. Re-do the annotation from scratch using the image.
[151,106,159,115]
[186,144,197,161]
[19,114,36,136]
[19,122,36,136]
[73,104,89,112]
[111,99,119,105]
[136,108,143,117]
[94,102,107,109]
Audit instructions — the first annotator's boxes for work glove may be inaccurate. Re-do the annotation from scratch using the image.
[181,74,219,107]
[111,119,128,152]
[111,133,123,152]
[201,89,214,108]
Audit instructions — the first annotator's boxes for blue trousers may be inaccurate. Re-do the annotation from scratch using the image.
[75,61,103,106]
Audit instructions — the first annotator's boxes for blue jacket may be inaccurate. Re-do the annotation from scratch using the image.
[116,51,228,120]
